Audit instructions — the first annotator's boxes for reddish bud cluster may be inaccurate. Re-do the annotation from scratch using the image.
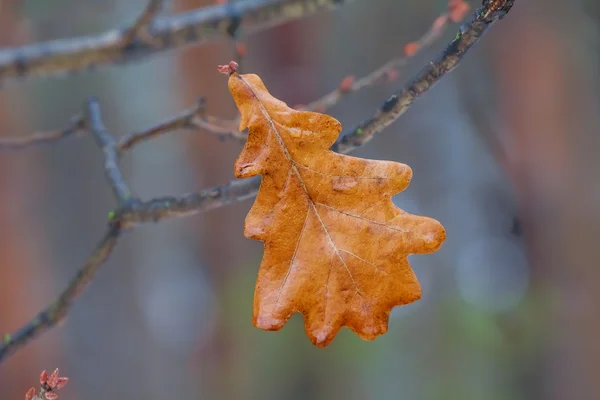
[235,42,248,57]
[403,42,419,57]
[338,75,355,93]
[403,0,470,57]
[432,15,448,33]
[448,0,470,23]
[386,68,400,82]
[217,61,239,75]
[25,369,68,400]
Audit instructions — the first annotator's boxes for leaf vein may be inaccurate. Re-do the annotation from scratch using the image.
[315,202,407,233]
[273,204,310,312]
[339,249,387,275]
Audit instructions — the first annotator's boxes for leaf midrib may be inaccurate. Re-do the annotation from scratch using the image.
[237,74,364,308]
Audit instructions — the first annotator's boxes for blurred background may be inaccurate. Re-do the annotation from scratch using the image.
[1,0,599,399]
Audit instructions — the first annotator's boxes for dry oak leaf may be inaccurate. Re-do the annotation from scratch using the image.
[224,66,446,348]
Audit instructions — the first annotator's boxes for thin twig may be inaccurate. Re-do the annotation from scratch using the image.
[0,0,353,86]
[0,0,516,365]
[121,0,166,45]
[0,116,85,151]
[116,98,242,153]
[0,225,122,362]
[0,100,240,152]
[302,12,456,113]
[85,98,133,203]
[0,5,464,151]
[67,0,516,226]
[334,0,516,154]
[117,177,261,226]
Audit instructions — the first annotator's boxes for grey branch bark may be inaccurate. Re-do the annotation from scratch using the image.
[0,225,122,363]
[334,0,516,154]
[0,5,463,152]
[0,116,85,150]
[0,0,353,86]
[85,98,133,203]
[0,0,517,364]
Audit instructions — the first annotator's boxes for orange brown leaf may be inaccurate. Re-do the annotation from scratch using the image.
[223,67,446,347]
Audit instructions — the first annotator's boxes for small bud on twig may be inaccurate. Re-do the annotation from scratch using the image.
[217,61,239,75]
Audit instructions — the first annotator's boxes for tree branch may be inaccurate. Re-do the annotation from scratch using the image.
[334,0,516,154]
[121,0,166,45]
[301,8,458,113]
[0,225,122,363]
[0,4,464,152]
[117,177,261,226]
[0,0,353,86]
[116,98,242,152]
[0,116,86,151]
[0,99,241,153]
[85,98,133,203]
[0,0,516,364]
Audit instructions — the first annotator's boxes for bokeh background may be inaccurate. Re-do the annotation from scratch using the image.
[1,0,599,399]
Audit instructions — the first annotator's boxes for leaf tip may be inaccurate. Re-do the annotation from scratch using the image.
[424,222,447,252]
[310,329,336,348]
[411,218,447,255]
[348,317,390,343]
[253,314,287,332]
[234,162,260,178]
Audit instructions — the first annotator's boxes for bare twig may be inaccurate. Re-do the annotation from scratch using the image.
[117,177,261,226]
[121,0,166,45]
[85,98,133,203]
[0,116,85,151]
[190,115,242,141]
[334,0,516,154]
[0,0,516,364]
[116,98,241,152]
[302,10,458,113]
[0,100,240,153]
[0,0,353,86]
[0,5,460,152]
[0,225,122,363]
